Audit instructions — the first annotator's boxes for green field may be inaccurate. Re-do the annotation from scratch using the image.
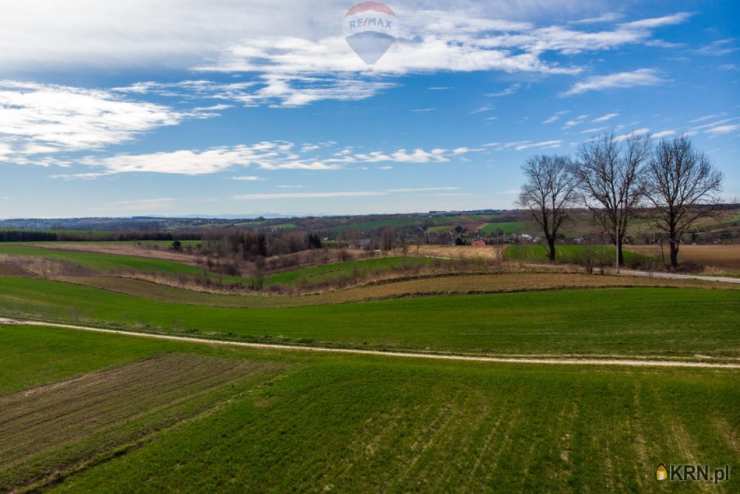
[1,276,738,357]
[505,244,652,267]
[479,222,526,235]
[264,256,436,287]
[2,324,738,493]
[0,244,202,277]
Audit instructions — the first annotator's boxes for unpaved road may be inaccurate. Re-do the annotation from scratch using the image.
[615,269,740,284]
[2,318,739,370]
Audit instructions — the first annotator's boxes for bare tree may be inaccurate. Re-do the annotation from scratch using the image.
[519,155,579,262]
[644,137,723,269]
[576,134,650,266]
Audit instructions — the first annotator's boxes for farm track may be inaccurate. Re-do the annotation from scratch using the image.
[4,318,740,370]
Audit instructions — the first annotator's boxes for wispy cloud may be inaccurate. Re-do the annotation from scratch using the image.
[234,186,462,201]
[651,129,676,139]
[569,13,624,25]
[593,112,620,123]
[0,81,184,160]
[543,110,569,125]
[619,12,693,30]
[73,142,481,176]
[232,176,263,181]
[694,38,738,57]
[563,114,590,129]
[562,69,666,96]
[486,83,521,97]
[615,128,650,142]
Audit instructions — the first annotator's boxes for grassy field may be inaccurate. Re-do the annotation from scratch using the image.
[1,276,739,357]
[264,256,436,287]
[2,324,738,493]
[72,272,736,308]
[505,244,652,267]
[479,222,526,235]
[0,244,203,277]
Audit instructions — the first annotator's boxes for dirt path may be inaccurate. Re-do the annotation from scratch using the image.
[615,269,740,285]
[3,318,739,370]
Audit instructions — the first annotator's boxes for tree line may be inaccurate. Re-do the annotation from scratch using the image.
[519,135,723,269]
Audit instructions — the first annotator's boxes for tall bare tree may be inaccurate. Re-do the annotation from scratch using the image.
[576,134,650,266]
[644,137,723,269]
[519,155,579,262]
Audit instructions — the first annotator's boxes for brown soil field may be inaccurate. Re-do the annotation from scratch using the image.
[0,354,278,491]
[409,245,504,261]
[627,245,740,270]
[66,272,739,309]
[28,242,201,265]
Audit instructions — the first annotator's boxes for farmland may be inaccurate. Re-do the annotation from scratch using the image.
[1,323,738,493]
[2,276,739,358]
[2,230,739,492]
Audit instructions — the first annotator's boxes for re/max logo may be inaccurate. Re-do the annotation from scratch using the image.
[348,17,393,31]
[657,464,731,483]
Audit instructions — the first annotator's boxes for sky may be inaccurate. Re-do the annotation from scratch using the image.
[0,0,739,218]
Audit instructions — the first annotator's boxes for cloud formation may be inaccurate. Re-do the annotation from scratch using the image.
[73,142,481,176]
[562,69,666,96]
[0,81,182,158]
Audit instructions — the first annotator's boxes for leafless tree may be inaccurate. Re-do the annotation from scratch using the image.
[576,134,650,266]
[519,155,579,262]
[644,136,723,269]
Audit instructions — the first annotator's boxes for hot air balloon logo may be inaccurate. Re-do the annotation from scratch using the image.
[656,464,668,481]
[343,2,398,65]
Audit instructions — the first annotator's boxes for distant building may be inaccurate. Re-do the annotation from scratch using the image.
[471,239,487,247]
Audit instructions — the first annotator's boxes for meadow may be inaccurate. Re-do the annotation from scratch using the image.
[505,244,653,268]
[2,324,738,493]
[1,276,739,358]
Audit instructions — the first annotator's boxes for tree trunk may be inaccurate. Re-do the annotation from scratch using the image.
[670,240,679,269]
[617,243,625,267]
[547,238,556,262]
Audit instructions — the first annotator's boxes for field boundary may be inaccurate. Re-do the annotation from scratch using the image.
[3,318,739,370]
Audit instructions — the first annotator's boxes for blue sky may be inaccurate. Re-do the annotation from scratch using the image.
[0,0,738,217]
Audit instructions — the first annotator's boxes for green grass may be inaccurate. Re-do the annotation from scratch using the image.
[0,244,202,277]
[1,276,738,357]
[2,325,738,493]
[505,244,652,267]
[264,256,435,287]
[479,222,525,235]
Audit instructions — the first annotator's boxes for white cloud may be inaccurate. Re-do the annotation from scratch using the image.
[581,127,608,134]
[593,112,619,123]
[562,69,666,96]
[485,140,561,151]
[0,81,182,158]
[694,39,738,57]
[569,13,624,25]
[619,12,693,30]
[543,110,569,124]
[75,142,480,176]
[563,114,590,128]
[690,114,726,123]
[486,83,522,97]
[651,130,676,139]
[706,124,740,136]
[234,186,463,201]
[615,128,650,142]
[232,176,263,181]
